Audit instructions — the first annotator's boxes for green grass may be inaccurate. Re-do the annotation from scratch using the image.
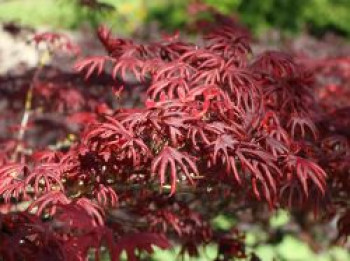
[0,0,78,29]
[0,0,146,33]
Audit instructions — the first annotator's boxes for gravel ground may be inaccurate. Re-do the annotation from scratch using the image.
[0,24,104,75]
[0,26,38,74]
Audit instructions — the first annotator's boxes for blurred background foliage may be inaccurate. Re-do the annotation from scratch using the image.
[1,0,350,38]
[150,210,350,261]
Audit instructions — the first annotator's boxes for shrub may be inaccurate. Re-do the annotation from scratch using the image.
[0,10,349,261]
[149,0,350,37]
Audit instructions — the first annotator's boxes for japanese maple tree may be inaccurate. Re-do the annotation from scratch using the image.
[0,4,349,261]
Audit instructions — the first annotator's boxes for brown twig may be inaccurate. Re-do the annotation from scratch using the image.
[12,51,49,161]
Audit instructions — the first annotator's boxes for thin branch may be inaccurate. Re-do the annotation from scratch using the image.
[12,51,48,161]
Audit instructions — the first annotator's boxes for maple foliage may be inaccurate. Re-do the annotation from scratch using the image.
[1,4,350,261]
